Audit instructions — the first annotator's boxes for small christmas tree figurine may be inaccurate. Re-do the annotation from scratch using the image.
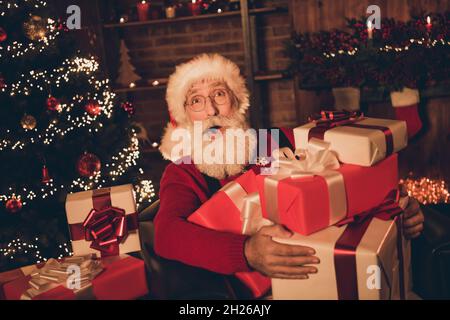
[116,39,141,87]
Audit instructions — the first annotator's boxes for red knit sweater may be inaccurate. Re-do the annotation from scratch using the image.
[154,128,295,274]
[154,162,252,274]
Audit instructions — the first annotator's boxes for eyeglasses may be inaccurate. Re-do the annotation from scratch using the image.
[185,89,230,112]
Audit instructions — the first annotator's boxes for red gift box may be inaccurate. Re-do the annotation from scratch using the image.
[1,255,148,300]
[188,169,272,298]
[256,147,399,235]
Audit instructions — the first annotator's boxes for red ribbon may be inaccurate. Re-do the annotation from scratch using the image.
[333,189,406,300]
[69,188,139,257]
[308,110,394,157]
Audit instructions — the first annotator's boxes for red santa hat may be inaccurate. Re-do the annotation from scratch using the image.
[160,53,250,160]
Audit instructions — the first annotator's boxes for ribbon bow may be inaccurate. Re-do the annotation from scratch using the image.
[270,138,340,177]
[264,138,347,227]
[309,110,364,128]
[21,255,103,300]
[82,207,128,254]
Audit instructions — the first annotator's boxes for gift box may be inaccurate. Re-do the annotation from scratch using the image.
[0,264,38,300]
[188,169,273,298]
[271,195,412,300]
[256,139,399,236]
[294,111,407,167]
[1,254,148,300]
[65,184,140,257]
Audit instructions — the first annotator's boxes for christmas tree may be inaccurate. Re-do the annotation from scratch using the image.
[0,1,154,272]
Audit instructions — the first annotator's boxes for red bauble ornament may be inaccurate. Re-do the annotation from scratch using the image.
[5,197,22,213]
[0,27,7,42]
[46,96,61,112]
[120,102,135,115]
[85,100,102,116]
[42,165,51,184]
[77,153,101,177]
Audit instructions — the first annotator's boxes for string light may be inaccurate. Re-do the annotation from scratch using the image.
[0,0,47,17]
[0,132,154,207]
[135,180,156,205]
[0,18,60,60]
[322,37,449,58]
[0,0,157,267]
[0,238,72,264]
[1,56,115,152]
[400,176,450,205]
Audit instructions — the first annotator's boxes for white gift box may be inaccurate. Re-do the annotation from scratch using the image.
[65,184,140,256]
[294,117,408,167]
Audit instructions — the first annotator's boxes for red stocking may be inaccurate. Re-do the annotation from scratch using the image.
[391,88,422,139]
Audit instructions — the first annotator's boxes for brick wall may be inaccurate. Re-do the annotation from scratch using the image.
[101,0,296,145]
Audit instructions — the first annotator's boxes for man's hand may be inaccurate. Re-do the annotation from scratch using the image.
[244,224,320,279]
[400,185,425,239]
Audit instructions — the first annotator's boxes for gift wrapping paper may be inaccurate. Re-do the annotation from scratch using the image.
[1,254,148,300]
[188,169,273,298]
[271,196,412,300]
[256,143,399,235]
[294,116,407,167]
[65,184,140,257]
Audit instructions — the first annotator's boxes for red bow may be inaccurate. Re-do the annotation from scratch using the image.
[309,110,364,128]
[336,189,403,226]
[82,207,128,254]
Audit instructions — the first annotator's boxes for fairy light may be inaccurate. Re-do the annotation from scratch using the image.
[0,238,72,264]
[0,18,60,60]
[135,180,156,206]
[400,176,450,205]
[0,0,48,17]
[0,0,156,265]
[0,131,151,207]
[1,69,149,207]
[1,56,115,151]
[323,37,449,58]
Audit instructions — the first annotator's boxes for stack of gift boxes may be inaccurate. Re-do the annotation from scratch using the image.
[0,184,149,300]
[1,111,412,300]
[189,111,412,300]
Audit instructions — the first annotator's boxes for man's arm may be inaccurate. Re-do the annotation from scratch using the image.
[153,164,252,275]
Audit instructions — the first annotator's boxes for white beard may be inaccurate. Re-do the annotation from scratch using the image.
[187,113,257,180]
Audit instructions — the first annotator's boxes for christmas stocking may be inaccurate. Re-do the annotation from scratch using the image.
[390,88,422,139]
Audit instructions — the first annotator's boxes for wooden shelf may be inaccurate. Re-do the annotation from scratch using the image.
[298,83,450,102]
[103,6,288,29]
[113,71,290,94]
[254,71,291,81]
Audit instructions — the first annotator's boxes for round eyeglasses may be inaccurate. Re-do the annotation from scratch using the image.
[185,89,230,112]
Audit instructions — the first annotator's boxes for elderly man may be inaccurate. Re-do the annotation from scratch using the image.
[154,53,424,286]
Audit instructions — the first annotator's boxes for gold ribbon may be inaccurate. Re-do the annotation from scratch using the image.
[241,192,273,235]
[263,138,347,226]
[220,181,272,236]
[20,254,103,300]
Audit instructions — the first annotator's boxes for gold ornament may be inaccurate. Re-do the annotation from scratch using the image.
[21,114,37,130]
[23,15,47,40]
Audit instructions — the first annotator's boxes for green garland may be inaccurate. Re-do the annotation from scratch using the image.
[287,12,450,92]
